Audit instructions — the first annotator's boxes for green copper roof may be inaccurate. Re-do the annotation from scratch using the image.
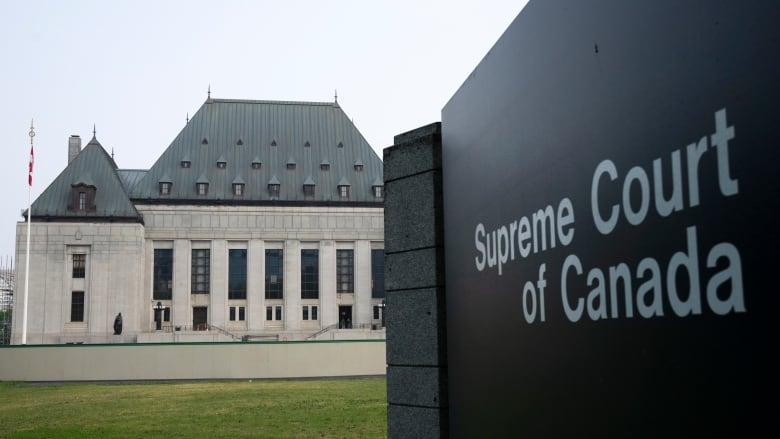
[117,169,147,192]
[29,137,142,221]
[129,99,383,203]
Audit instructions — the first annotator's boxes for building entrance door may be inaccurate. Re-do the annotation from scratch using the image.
[339,306,352,329]
[193,306,208,331]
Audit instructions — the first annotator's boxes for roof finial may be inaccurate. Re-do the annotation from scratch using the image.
[92,124,96,137]
[186,112,189,124]
[208,85,211,100]
[111,148,115,159]
[334,89,338,104]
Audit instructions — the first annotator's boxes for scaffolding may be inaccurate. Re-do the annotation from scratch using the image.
[0,256,12,345]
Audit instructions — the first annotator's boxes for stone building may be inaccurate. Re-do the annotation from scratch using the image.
[12,97,385,344]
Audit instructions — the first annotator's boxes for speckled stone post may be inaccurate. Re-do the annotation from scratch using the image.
[384,123,448,438]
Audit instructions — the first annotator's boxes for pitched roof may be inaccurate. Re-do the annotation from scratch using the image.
[129,99,383,204]
[116,170,147,192]
[28,137,142,221]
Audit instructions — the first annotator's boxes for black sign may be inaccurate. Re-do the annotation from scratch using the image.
[442,0,779,436]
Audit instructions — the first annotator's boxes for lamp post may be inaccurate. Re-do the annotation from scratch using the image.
[380,299,386,328]
[154,301,164,331]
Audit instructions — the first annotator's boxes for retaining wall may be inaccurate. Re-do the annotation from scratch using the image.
[0,340,385,382]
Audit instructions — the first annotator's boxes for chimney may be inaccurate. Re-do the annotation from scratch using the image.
[68,135,81,164]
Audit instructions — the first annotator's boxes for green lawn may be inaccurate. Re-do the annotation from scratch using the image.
[0,378,386,439]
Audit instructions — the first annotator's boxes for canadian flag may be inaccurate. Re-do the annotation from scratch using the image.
[28,143,34,186]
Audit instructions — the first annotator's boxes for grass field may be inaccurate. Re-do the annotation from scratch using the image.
[0,378,387,439]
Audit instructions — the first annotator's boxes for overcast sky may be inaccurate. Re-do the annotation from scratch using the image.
[0,0,528,261]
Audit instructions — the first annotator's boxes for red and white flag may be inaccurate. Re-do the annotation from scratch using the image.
[28,143,34,186]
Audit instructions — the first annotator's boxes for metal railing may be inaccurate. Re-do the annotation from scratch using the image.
[306,323,340,340]
[208,324,243,341]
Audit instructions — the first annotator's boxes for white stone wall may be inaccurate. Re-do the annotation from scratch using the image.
[0,341,387,381]
[12,205,383,344]
[138,204,384,340]
[13,222,145,344]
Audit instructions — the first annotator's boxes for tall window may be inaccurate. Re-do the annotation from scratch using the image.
[372,249,385,298]
[191,248,210,294]
[338,185,350,199]
[72,254,86,278]
[337,249,354,294]
[301,249,319,299]
[228,249,247,300]
[71,291,85,322]
[78,192,86,210]
[197,183,208,195]
[153,249,173,300]
[265,249,283,299]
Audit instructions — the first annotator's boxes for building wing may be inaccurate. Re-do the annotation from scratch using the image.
[27,136,142,221]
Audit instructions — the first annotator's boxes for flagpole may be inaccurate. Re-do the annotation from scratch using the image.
[22,120,34,345]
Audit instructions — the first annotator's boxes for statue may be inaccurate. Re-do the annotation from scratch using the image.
[113,312,123,335]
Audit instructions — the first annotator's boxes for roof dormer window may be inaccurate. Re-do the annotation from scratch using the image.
[271,140,277,147]
[181,160,191,168]
[372,177,384,199]
[196,174,209,196]
[268,183,280,198]
[268,176,280,199]
[337,142,344,148]
[159,174,173,196]
[232,176,245,197]
[304,141,311,147]
[320,159,330,171]
[303,176,315,199]
[286,157,296,170]
[201,138,208,145]
[217,156,227,169]
[354,159,364,172]
[337,177,350,200]
[70,183,96,212]
[236,139,244,146]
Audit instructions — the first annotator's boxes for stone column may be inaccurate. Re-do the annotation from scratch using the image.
[384,123,448,438]
[320,240,336,329]
[210,239,227,328]
[354,240,372,326]
[173,239,190,329]
[247,239,265,331]
[284,239,301,331]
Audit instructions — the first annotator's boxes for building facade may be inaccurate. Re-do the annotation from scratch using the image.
[12,98,385,344]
